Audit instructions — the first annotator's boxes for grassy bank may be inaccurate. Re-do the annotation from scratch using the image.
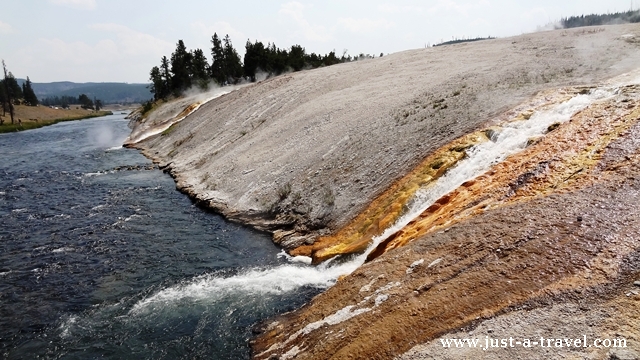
[0,106,113,134]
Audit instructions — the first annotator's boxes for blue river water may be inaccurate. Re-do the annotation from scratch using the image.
[0,113,320,359]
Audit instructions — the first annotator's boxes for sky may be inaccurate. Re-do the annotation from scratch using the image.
[0,0,637,83]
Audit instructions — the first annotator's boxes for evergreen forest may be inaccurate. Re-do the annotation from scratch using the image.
[561,9,640,28]
[148,33,376,101]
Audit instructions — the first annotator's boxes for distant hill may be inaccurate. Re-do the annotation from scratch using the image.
[17,80,153,104]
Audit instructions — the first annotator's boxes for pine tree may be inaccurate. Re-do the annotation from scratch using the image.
[0,80,5,124]
[151,55,172,101]
[1,72,23,103]
[160,55,171,91]
[325,51,341,66]
[265,43,288,75]
[2,60,15,124]
[22,76,38,106]
[222,35,243,84]
[305,52,322,68]
[78,94,94,110]
[210,33,225,85]
[0,83,5,111]
[289,45,306,71]
[244,40,265,82]
[170,40,192,94]
[190,48,210,89]
[149,66,166,101]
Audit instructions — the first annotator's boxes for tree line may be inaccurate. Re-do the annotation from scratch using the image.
[40,95,78,108]
[1,60,106,126]
[434,36,495,47]
[1,60,38,125]
[40,94,103,111]
[561,9,640,28]
[149,33,378,101]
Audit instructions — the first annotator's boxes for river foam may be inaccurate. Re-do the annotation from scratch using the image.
[130,258,363,315]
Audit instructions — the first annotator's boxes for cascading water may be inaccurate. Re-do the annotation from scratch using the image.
[129,257,360,315]
[374,86,616,245]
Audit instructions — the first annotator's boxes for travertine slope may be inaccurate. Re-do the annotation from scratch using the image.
[127,25,640,359]
[251,74,640,360]
[128,25,640,251]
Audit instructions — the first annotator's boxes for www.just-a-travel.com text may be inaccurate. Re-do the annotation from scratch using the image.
[440,336,627,351]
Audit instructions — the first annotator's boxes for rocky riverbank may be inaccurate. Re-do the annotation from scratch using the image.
[126,24,640,359]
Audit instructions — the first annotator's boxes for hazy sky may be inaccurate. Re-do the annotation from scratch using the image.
[0,0,636,83]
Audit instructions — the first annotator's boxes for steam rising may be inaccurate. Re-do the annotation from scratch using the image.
[125,85,245,145]
[87,124,115,148]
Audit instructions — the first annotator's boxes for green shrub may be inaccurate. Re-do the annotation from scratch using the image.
[277,182,292,200]
[141,100,154,115]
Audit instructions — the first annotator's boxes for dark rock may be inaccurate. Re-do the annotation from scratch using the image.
[547,122,561,132]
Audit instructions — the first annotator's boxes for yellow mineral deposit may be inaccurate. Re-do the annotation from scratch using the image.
[295,130,489,263]
[174,102,201,120]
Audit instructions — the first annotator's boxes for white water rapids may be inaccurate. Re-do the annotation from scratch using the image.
[129,84,617,316]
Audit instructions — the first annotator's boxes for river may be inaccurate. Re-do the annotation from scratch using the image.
[0,113,321,359]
